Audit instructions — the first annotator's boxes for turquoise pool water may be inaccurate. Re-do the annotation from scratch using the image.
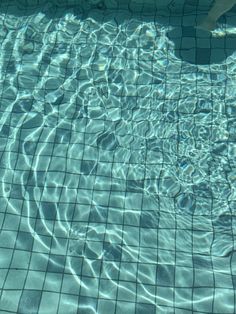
[0,0,236,313]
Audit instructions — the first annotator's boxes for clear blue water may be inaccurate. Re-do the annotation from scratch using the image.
[0,1,236,313]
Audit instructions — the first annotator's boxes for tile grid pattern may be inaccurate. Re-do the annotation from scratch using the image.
[0,1,235,314]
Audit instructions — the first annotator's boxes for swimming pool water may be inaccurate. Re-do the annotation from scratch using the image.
[0,0,236,313]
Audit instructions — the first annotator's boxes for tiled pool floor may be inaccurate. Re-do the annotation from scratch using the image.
[0,1,236,313]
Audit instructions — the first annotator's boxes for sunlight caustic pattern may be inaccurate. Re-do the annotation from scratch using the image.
[0,0,235,313]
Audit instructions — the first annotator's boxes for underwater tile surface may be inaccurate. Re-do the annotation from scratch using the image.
[0,0,236,313]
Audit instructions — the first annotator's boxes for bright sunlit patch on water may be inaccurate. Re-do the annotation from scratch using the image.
[212,26,236,37]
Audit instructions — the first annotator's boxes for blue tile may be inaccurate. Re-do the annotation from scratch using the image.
[193,256,212,269]
[42,53,51,64]
[25,186,43,201]
[213,214,232,230]
[69,257,83,275]
[78,296,97,314]
[22,141,37,155]
[136,303,156,314]
[212,143,228,156]
[193,183,212,198]
[55,128,71,143]
[176,193,196,213]
[81,160,97,175]
[156,264,175,286]
[22,114,43,129]
[47,255,66,273]
[6,61,16,74]
[195,48,211,64]
[10,184,23,199]
[97,132,119,151]
[181,26,196,37]
[41,202,57,220]
[226,35,236,49]
[84,244,101,259]
[16,231,34,251]
[127,180,144,193]
[27,170,36,185]
[12,99,33,113]
[0,124,10,136]
[18,290,42,314]
[147,138,162,152]
[103,242,122,261]
[140,211,159,228]
[90,205,108,222]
